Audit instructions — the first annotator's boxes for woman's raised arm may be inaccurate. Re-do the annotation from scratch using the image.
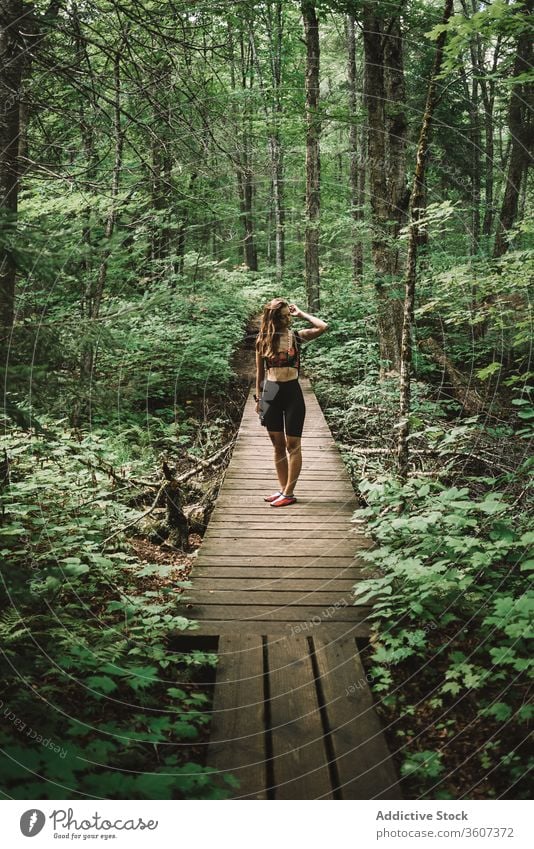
[289,305,328,341]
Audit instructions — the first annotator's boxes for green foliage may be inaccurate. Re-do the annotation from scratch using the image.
[0,427,231,799]
[352,473,533,797]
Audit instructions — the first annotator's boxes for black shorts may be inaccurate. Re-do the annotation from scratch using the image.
[260,378,306,437]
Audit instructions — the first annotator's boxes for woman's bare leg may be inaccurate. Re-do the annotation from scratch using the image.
[284,435,302,496]
[268,431,287,491]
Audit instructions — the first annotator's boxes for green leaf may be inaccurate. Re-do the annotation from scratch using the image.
[475,362,501,381]
[86,675,118,695]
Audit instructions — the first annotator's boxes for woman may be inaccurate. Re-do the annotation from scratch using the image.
[254,298,328,507]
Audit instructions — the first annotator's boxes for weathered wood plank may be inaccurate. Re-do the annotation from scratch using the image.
[206,634,267,799]
[198,542,360,557]
[192,566,359,579]
[184,603,371,623]
[209,507,357,518]
[186,590,358,606]
[203,529,363,540]
[182,621,371,637]
[215,498,357,508]
[193,557,367,569]
[313,637,402,799]
[207,521,353,530]
[191,578,358,591]
[267,635,333,799]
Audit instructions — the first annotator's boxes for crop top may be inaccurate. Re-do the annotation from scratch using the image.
[262,330,302,373]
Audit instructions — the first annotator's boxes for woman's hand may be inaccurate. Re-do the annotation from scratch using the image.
[255,401,260,414]
[288,303,303,318]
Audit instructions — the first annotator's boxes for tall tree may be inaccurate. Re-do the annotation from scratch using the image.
[250,0,286,280]
[493,0,533,258]
[269,0,285,281]
[0,1,25,331]
[346,11,364,283]
[228,14,258,271]
[302,0,321,312]
[362,1,409,372]
[397,0,455,479]
[0,1,59,333]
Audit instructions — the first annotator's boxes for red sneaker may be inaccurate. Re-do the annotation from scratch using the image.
[264,491,283,502]
[270,493,297,507]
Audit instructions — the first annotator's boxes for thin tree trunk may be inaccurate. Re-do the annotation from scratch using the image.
[363,2,408,371]
[81,48,124,379]
[493,0,533,258]
[346,13,363,283]
[270,131,285,277]
[465,0,501,239]
[0,0,24,331]
[249,4,285,278]
[302,0,320,312]
[0,1,59,333]
[383,15,408,275]
[270,0,285,280]
[230,23,258,271]
[460,66,482,255]
[397,0,454,480]
[480,30,501,238]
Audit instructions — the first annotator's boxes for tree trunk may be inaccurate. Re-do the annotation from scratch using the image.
[229,22,258,271]
[397,0,455,480]
[0,0,24,332]
[269,0,285,280]
[236,156,258,271]
[302,0,320,312]
[0,1,59,333]
[461,68,481,254]
[80,48,124,380]
[346,13,363,283]
[270,131,285,278]
[479,25,500,238]
[383,16,408,275]
[362,3,407,372]
[464,0,500,240]
[493,0,533,258]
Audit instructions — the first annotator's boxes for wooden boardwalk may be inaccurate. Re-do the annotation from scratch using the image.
[185,379,400,799]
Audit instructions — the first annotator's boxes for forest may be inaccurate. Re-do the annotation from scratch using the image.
[0,0,532,800]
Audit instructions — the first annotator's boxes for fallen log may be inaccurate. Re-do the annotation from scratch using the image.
[419,337,486,415]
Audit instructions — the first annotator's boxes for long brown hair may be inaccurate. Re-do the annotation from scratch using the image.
[256,297,289,359]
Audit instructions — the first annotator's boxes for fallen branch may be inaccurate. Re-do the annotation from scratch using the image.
[101,439,236,544]
[346,445,511,473]
[102,480,167,545]
[419,337,486,415]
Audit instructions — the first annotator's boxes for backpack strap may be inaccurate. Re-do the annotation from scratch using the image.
[293,330,302,375]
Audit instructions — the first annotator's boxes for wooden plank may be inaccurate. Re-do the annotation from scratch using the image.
[192,555,366,567]
[267,635,333,799]
[204,520,360,529]
[209,507,357,518]
[183,604,371,622]
[221,484,353,493]
[225,472,348,480]
[181,620,371,637]
[198,542,360,556]
[203,529,361,540]
[224,460,347,468]
[190,578,357,591]
[206,634,267,799]
[191,566,358,579]
[216,497,357,508]
[186,590,357,606]
[313,637,402,799]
